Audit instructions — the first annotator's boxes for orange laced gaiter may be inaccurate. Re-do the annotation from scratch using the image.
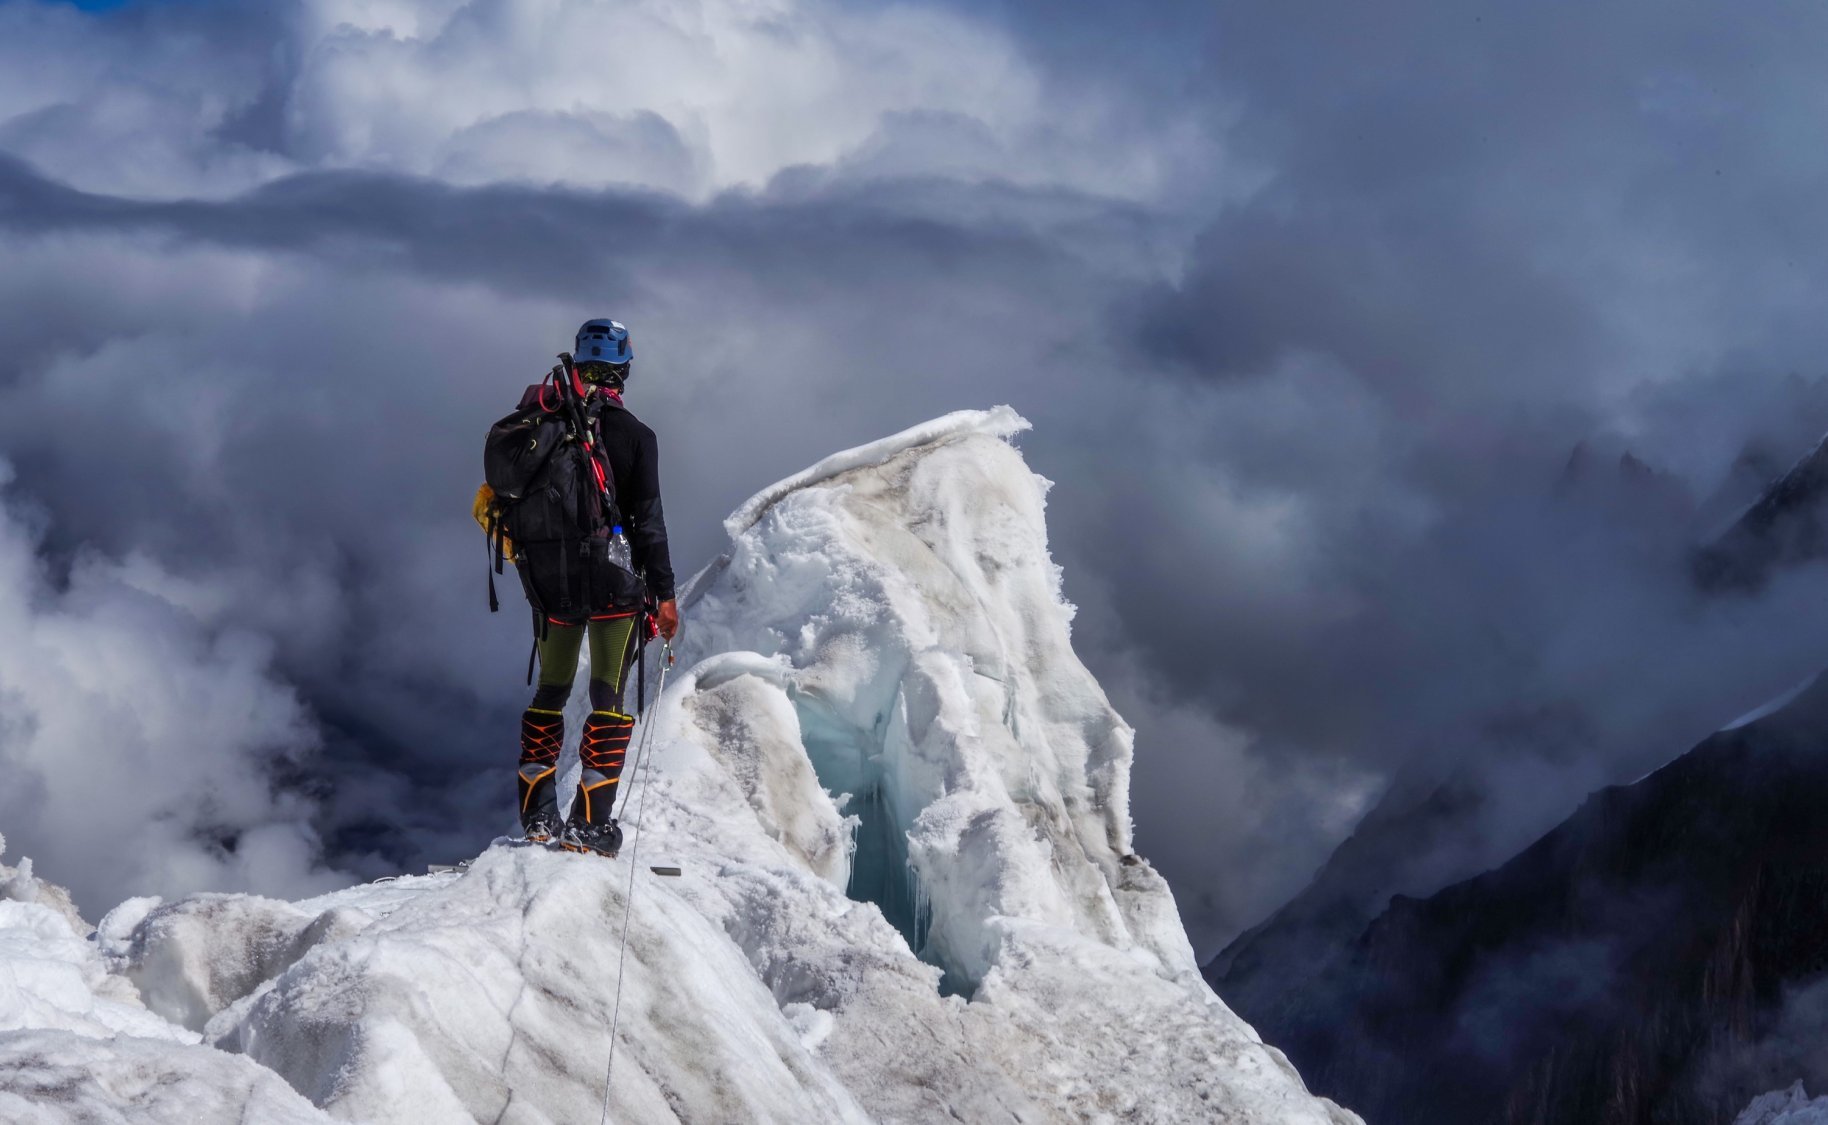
[575,710,635,824]
[517,707,565,820]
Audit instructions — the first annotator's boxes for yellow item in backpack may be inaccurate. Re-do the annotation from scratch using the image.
[474,482,516,562]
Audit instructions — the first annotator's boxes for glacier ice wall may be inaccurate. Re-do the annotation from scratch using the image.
[676,405,1189,993]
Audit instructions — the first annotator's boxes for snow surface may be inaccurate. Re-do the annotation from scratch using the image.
[0,410,1358,1123]
[1625,670,1824,786]
[1738,1082,1828,1125]
[1721,673,1821,732]
[0,834,333,1123]
[718,405,1030,538]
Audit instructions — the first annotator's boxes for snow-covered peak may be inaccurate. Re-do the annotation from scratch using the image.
[0,410,1357,1123]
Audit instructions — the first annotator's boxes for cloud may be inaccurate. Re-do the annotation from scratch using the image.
[0,460,345,913]
[5,0,1828,956]
[1067,0,1828,944]
[1,0,1133,200]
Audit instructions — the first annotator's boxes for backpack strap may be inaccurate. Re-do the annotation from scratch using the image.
[557,538,571,614]
[486,520,504,614]
[580,538,593,616]
[526,608,547,686]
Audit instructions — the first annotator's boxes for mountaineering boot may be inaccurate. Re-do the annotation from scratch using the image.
[518,707,565,842]
[561,817,623,858]
[562,709,633,856]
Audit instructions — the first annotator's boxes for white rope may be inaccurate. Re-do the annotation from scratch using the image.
[598,641,672,1125]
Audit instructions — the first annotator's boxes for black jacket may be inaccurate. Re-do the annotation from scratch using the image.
[593,395,676,602]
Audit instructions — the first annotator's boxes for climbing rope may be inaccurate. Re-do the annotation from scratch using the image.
[599,640,673,1125]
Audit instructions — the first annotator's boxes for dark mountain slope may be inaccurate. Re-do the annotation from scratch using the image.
[1213,672,1828,1125]
[1696,436,1828,591]
[1210,772,1488,1025]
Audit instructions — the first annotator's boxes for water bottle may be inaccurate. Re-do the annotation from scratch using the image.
[607,525,633,571]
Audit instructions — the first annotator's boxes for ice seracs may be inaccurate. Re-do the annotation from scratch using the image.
[0,409,1359,1123]
[676,404,1190,992]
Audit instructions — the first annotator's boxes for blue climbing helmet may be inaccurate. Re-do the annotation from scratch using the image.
[574,318,633,385]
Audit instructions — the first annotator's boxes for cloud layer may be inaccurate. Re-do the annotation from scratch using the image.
[4,0,1828,951]
[0,460,343,910]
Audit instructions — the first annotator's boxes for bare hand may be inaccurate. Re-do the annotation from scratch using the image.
[656,599,680,642]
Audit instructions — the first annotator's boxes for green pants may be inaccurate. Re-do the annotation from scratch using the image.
[520,609,645,830]
[531,611,640,713]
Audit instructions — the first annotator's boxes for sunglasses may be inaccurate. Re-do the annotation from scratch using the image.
[577,361,631,384]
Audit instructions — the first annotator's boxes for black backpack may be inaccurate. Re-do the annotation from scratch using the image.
[483,380,643,623]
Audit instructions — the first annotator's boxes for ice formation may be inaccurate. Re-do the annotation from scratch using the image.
[0,835,332,1123]
[1738,1083,1828,1125]
[0,410,1358,1123]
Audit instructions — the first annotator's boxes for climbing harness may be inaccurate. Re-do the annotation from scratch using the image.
[598,640,675,1124]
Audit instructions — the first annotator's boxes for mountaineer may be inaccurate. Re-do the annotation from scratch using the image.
[475,319,679,856]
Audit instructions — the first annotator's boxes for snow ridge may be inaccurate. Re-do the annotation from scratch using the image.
[720,405,1030,537]
[1721,673,1821,732]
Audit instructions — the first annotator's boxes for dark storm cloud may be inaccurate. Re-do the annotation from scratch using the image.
[0,151,1145,572]
[6,0,1828,964]
[0,153,1111,305]
[1134,208,1607,402]
[1094,0,1828,949]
